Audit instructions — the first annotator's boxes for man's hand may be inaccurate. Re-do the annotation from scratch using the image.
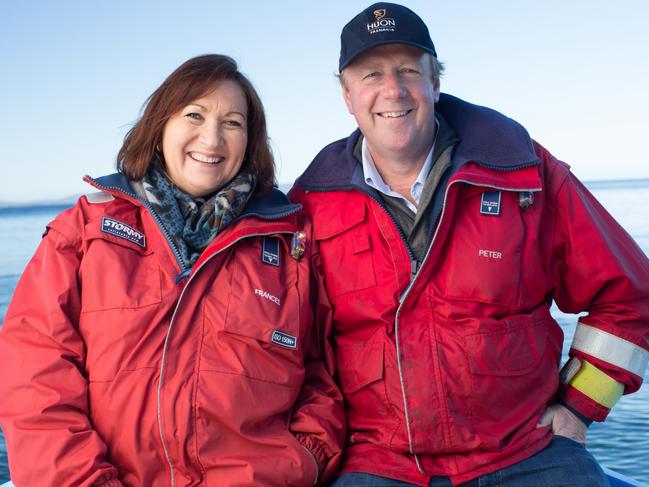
[536,404,588,446]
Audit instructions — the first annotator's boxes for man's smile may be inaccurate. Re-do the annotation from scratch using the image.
[377,109,413,118]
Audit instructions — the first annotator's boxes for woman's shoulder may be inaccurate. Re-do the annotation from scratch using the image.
[47,186,139,244]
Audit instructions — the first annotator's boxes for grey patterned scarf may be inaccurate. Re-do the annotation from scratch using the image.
[134,168,255,268]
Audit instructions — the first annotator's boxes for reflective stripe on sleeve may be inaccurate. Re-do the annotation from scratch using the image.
[85,191,115,204]
[571,322,649,378]
[569,360,624,409]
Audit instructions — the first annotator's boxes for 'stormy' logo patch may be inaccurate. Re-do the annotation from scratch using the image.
[101,217,146,248]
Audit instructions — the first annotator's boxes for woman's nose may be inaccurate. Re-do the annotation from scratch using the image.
[199,121,222,148]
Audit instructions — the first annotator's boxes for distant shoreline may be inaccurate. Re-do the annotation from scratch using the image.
[582,178,649,189]
[1,179,647,211]
[0,203,73,215]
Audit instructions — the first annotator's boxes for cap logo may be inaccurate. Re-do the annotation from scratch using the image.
[367,8,396,34]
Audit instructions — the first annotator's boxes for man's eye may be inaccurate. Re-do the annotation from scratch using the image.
[363,72,380,80]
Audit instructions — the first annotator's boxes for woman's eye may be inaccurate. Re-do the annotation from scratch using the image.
[224,119,244,128]
[184,112,203,121]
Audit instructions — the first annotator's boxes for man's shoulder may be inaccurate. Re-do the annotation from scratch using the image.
[532,141,572,184]
[294,130,362,192]
[438,93,541,171]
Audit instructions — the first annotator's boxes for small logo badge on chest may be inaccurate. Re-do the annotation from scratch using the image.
[271,330,297,349]
[101,217,146,248]
[480,191,502,216]
[262,236,280,266]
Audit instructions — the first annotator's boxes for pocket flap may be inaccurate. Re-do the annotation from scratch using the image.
[466,319,547,377]
[337,333,384,393]
[353,233,372,254]
[314,203,367,241]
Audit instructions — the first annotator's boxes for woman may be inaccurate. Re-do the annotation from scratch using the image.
[0,55,344,486]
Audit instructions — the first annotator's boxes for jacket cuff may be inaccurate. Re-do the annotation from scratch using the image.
[295,433,330,482]
[557,383,611,422]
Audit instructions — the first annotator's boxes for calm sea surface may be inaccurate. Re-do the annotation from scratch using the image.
[1,181,648,483]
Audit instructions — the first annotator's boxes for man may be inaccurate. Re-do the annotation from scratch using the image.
[290,2,649,486]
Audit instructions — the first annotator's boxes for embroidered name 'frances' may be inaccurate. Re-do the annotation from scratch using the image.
[255,288,281,306]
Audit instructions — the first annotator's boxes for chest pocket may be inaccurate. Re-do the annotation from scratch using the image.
[315,204,377,298]
[440,188,524,306]
[79,222,161,312]
[205,237,304,386]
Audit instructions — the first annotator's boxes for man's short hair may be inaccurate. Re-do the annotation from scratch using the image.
[337,51,445,88]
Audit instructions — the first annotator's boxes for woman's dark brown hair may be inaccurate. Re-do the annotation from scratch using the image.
[117,54,276,193]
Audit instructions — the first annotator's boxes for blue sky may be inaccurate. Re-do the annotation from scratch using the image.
[2,0,648,203]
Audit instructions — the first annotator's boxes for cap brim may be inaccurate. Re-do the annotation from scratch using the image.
[339,40,437,71]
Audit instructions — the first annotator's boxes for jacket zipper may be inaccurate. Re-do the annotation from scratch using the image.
[156,228,297,486]
[85,177,301,484]
[393,179,540,471]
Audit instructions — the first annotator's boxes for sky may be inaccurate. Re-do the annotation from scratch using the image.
[1,0,648,203]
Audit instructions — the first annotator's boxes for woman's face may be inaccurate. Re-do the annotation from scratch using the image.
[161,80,248,197]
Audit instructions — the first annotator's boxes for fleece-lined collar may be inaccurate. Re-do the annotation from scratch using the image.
[84,172,300,220]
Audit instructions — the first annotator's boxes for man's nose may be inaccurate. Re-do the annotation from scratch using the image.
[382,73,406,98]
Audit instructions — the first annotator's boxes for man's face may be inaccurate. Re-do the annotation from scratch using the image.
[341,44,440,165]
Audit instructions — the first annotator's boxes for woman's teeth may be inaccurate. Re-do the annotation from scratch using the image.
[190,152,222,164]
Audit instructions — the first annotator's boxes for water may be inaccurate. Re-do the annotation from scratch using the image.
[1,182,648,483]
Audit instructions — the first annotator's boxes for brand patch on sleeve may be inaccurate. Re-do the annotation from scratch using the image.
[480,191,502,216]
[101,217,146,248]
[271,330,297,349]
[262,236,280,266]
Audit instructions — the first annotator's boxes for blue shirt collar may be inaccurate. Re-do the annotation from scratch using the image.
[361,117,439,213]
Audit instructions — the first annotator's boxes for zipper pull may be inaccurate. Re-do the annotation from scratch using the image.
[399,259,420,304]
[175,268,191,284]
[410,258,419,282]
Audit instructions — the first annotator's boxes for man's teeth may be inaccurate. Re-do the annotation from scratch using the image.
[379,110,409,118]
[190,152,222,163]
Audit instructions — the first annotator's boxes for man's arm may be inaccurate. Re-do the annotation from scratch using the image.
[547,160,649,424]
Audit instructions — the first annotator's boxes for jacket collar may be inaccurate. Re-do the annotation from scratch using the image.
[85,172,300,220]
[298,93,540,191]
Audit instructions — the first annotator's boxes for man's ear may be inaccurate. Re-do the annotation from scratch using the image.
[340,78,354,115]
[433,78,441,103]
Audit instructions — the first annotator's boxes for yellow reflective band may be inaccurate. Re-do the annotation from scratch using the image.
[569,360,624,409]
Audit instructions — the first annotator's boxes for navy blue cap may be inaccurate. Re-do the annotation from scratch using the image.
[339,2,436,72]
